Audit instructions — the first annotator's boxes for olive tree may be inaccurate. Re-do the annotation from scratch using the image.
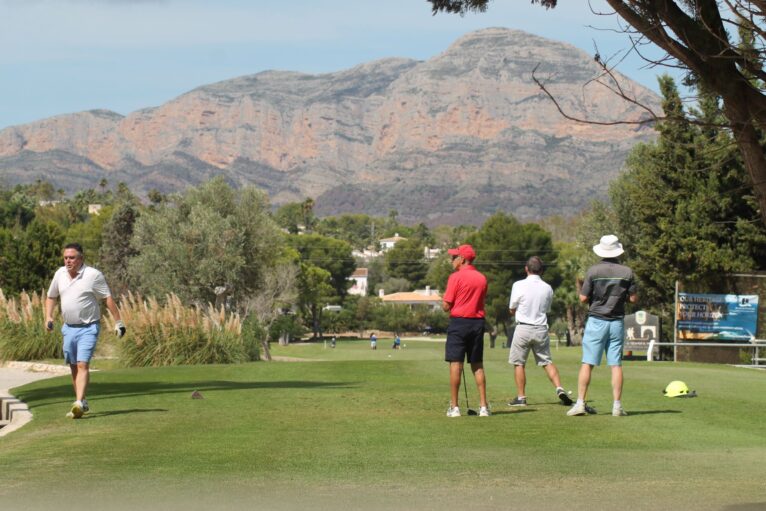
[128,178,285,307]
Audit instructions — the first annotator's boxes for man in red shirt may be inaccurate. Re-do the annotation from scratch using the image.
[442,244,490,417]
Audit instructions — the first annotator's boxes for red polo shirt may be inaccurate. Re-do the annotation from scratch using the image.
[443,264,487,318]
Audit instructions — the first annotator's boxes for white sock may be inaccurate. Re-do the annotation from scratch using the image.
[576,399,584,406]
[613,400,622,409]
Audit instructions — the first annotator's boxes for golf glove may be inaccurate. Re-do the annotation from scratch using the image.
[115,320,127,338]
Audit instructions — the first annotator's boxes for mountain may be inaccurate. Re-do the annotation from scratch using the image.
[0,28,659,225]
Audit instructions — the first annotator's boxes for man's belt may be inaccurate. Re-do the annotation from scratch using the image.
[516,321,545,327]
[65,321,99,328]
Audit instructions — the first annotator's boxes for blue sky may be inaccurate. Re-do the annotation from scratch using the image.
[0,0,673,130]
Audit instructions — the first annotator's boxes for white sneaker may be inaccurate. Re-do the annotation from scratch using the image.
[612,406,628,416]
[479,406,491,417]
[567,402,587,416]
[446,406,461,418]
[68,400,84,419]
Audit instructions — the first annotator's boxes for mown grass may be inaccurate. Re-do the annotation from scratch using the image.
[2,340,765,511]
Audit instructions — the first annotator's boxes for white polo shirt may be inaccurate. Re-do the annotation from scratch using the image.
[508,274,553,327]
[47,264,111,325]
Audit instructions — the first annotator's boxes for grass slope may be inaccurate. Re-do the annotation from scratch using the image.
[2,339,765,511]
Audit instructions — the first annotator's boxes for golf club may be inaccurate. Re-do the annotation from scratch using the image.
[461,366,478,416]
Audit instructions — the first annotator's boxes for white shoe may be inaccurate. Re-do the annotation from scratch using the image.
[612,406,628,416]
[68,400,84,419]
[567,402,587,416]
[446,406,461,418]
[479,406,491,417]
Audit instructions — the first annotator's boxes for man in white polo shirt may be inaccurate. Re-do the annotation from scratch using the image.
[507,256,573,407]
[45,242,126,419]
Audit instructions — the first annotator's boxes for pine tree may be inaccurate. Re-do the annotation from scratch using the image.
[610,76,766,315]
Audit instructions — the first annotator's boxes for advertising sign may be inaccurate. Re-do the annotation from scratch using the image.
[676,293,759,341]
[625,311,660,343]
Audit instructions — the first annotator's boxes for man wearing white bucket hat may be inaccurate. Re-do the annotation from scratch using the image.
[567,235,637,417]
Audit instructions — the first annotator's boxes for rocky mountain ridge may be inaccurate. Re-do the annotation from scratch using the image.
[0,28,659,225]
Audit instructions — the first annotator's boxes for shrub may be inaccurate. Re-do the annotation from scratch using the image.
[414,309,449,333]
[114,293,247,367]
[0,290,61,361]
[268,314,304,344]
[371,303,418,332]
[241,314,264,361]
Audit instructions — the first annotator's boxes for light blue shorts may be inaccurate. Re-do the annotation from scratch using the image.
[62,322,100,364]
[581,317,624,366]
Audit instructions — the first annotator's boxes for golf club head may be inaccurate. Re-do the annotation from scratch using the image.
[467,408,478,416]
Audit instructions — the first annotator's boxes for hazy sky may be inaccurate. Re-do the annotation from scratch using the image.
[0,0,674,130]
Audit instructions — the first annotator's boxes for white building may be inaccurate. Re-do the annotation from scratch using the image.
[352,248,381,260]
[348,268,369,296]
[424,246,442,260]
[379,233,406,252]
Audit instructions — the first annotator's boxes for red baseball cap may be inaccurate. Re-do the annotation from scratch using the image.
[447,244,476,262]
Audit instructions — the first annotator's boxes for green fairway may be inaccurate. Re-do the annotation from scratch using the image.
[2,339,765,511]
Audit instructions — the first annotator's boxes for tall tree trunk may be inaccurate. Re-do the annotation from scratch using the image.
[260,339,272,361]
[565,305,576,346]
[311,304,319,339]
[724,105,766,226]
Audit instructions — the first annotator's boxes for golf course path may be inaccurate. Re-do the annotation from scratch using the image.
[0,362,68,437]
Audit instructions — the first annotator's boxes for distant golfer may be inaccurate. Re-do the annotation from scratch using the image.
[45,242,126,419]
[507,256,573,407]
[442,244,490,417]
[568,235,637,417]
[370,333,377,350]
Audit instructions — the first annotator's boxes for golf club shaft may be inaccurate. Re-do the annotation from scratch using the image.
[461,365,470,411]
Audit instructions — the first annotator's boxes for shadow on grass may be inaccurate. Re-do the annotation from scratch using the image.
[492,408,537,416]
[540,401,576,407]
[82,408,169,418]
[17,380,357,407]
[625,410,682,415]
[721,504,766,511]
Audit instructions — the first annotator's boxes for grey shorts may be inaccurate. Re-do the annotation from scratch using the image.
[508,324,552,366]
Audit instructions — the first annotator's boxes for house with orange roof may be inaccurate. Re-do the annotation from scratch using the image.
[379,286,442,311]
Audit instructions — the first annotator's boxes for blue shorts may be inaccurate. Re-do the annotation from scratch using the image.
[445,317,485,364]
[581,317,624,366]
[62,322,100,364]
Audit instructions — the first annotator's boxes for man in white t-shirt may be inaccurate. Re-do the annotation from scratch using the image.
[507,256,572,408]
[45,243,126,419]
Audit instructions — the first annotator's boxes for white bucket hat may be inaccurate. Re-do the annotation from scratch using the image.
[593,234,624,258]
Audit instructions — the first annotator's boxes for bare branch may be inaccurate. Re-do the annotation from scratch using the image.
[531,63,659,126]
